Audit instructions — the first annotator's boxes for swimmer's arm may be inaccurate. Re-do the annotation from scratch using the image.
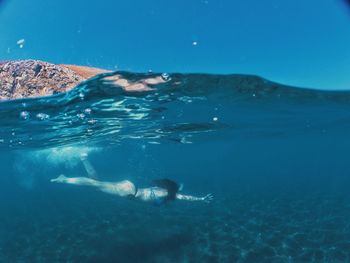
[176,193,213,202]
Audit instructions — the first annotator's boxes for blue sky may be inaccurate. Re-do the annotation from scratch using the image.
[0,0,350,90]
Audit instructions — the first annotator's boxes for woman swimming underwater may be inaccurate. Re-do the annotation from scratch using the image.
[50,156,213,205]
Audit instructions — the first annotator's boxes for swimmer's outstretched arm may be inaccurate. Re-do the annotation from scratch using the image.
[176,193,213,203]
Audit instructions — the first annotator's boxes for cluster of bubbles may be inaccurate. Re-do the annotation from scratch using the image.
[19,108,93,122]
[36,113,50,120]
[10,105,98,147]
[20,111,50,121]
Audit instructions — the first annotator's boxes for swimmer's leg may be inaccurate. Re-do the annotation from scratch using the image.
[51,175,136,197]
[80,153,98,179]
[50,174,102,187]
[99,180,136,197]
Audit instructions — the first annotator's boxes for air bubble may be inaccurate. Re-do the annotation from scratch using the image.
[20,111,30,120]
[84,108,92,114]
[88,119,97,124]
[213,117,218,121]
[77,113,85,119]
[17,39,25,48]
[161,73,170,81]
[36,113,50,120]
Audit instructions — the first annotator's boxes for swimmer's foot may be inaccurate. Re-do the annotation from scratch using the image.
[79,152,88,161]
[50,174,67,183]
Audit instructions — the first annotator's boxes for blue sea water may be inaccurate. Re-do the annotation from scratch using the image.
[1,73,350,262]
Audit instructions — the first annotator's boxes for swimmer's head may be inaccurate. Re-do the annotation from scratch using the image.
[152,178,180,201]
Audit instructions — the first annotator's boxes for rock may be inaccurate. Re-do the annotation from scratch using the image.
[60,64,109,79]
[0,60,167,101]
[0,60,108,100]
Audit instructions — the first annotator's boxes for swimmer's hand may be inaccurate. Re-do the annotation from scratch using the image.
[201,194,213,203]
[79,152,88,161]
[176,193,213,202]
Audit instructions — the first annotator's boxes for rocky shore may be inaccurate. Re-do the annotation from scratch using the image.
[0,60,109,100]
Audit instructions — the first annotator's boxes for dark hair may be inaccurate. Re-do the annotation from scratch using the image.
[152,179,180,201]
